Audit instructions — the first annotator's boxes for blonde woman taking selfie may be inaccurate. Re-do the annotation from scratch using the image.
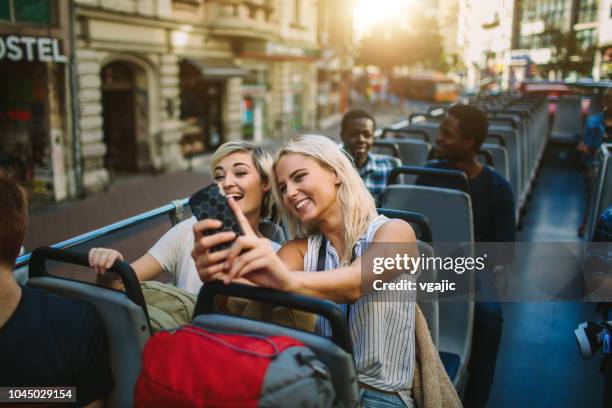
[193,134,418,408]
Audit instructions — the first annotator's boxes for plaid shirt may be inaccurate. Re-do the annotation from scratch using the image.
[358,152,401,205]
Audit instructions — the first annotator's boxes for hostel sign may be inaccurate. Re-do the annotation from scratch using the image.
[0,36,67,63]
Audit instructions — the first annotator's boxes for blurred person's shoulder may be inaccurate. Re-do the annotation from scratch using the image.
[586,111,604,127]
[594,207,612,242]
[10,285,101,333]
[483,166,512,193]
[425,159,451,169]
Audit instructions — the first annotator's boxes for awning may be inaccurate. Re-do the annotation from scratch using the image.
[184,58,248,79]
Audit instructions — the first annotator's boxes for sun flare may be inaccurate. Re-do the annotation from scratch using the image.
[353,0,414,36]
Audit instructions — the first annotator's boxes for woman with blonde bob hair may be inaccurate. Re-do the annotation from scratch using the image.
[89,140,279,294]
[193,134,418,407]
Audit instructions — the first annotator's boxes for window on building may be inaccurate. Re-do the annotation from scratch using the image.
[578,0,598,24]
[577,28,597,49]
[0,0,52,25]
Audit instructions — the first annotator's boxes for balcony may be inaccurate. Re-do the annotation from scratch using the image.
[204,0,278,41]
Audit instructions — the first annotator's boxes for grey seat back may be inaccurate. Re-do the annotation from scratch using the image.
[417,241,439,347]
[386,138,432,167]
[381,185,474,388]
[550,96,582,143]
[481,143,510,181]
[382,128,431,143]
[14,264,28,285]
[26,247,150,408]
[489,125,522,218]
[381,185,473,242]
[406,122,439,145]
[27,277,150,407]
[372,140,401,159]
[192,313,360,407]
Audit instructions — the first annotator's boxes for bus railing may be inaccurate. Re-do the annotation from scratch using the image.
[15,198,189,269]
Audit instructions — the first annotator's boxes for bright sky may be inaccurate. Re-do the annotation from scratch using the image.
[353,0,414,37]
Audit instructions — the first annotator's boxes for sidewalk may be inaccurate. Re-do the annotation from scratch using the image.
[24,102,424,250]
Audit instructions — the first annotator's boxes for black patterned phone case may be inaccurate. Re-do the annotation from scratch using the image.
[189,184,243,252]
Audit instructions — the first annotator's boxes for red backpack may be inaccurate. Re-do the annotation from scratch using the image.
[134,325,336,408]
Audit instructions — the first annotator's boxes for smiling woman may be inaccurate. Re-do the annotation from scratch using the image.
[87,141,279,296]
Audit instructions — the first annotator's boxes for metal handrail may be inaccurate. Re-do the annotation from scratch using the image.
[15,198,189,268]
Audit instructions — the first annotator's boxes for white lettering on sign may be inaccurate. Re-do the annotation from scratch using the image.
[7,36,22,61]
[0,36,67,63]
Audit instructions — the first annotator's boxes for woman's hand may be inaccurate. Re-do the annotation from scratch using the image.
[88,247,125,290]
[224,198,296,291]
[191,219,237,283]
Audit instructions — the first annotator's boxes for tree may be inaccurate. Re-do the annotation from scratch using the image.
[357,13,444,72]
[541,28,597,78]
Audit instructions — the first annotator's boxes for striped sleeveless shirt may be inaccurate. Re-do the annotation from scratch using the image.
[303,215,416,405]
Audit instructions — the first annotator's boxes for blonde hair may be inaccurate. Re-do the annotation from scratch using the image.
[210,141,274,219]
[271,134,377,264]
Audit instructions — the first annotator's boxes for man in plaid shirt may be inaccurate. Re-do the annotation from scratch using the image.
[340,109,401,205]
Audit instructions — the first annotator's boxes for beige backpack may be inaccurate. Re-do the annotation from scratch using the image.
[140,281,196,333]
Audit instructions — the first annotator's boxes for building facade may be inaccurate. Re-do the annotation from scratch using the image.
[594,0,612,79]
[510,0,605,82]
[72,0,322,195]
[0,0,75,201]
[438,0,460,57]
[316,0,354,129]
[457,0,515,91]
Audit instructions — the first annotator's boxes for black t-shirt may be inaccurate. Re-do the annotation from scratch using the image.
[417,161,516,243]
[0,286,114,407]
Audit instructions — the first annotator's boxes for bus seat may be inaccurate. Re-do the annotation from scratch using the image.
[192,283,360,408]
[372,140,402,159]
[27,247,150,408]
[489,125,522,217]
[585,144,612,240]
[485,133,507,147]
[381,185,473,243]
[477,149,494,167]
[385,138,432,168]
[550,96,582,144]
[380,185,474,389]
[481,143,510,181]
[406,122,439,145]
[14,265,28,285]
[376,208,438,346]
[382,128,431,143]
[417,240,439,348]
[439,352,461,380]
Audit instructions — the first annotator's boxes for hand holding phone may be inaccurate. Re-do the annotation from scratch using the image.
[189,183,243,252]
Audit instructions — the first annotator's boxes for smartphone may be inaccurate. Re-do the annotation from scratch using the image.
[189,183,243,252]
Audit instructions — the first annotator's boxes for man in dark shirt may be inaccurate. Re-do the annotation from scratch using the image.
[417,104,515,408]
[0,172,114,407]
[340,109,401,205]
